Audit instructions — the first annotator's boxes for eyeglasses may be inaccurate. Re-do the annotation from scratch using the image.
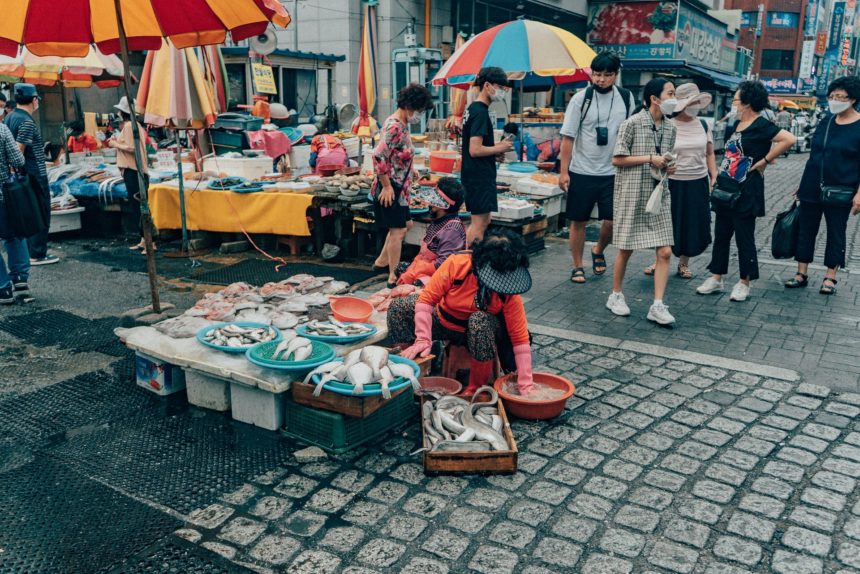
[828,94,851,102]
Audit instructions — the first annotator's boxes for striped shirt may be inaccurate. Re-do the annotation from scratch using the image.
[0,122,25,188]
[5,108,47,181]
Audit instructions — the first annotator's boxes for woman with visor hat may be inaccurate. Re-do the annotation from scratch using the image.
[388,229,535,396]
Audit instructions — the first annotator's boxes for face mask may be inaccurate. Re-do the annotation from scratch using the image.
[730,106,738,115]
[490,85,507,102]
[408,112,423,124]
[829,100,852,115]
[684,105,701,117]
[593,84,613,95]
[659,98,677,116]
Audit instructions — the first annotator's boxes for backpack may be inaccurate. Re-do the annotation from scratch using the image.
[579,85,634,125]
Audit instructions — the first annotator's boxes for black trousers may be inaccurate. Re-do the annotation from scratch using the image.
[708,211,759,281]
[26,176,50,259]
[795,201,851,269]
[122,168,149,236]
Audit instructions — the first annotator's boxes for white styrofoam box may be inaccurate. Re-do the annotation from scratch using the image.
[515,178,562,197]
[405,220,429,246]
[289,144,313,171]
[341,137,361,158]
[49,207,84,234]
[135,352,186,396]
[539,194,563,218]
[185,370,231,411]
[230,382,285,431]
[493,199,534,221]
[495,169,531,186]
[202,156,273,180]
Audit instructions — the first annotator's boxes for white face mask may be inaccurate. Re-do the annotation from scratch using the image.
[659,98,678,115]
[490,85,507,103]
[408,111,423,124]
[684,105,701,117]
[730,106,738,115]
[828,100,852,115]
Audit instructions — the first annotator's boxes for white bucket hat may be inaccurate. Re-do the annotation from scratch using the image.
[673,83,712,113]
[114,96,132,115]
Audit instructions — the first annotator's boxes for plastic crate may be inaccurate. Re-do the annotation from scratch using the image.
[214,113,264,131]
[283,387,416,454]
[210,129,247,155]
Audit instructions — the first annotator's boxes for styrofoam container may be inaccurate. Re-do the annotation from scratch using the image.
[230,382,285,431]
[493,200,535,221]
[185,370,231,411]
[289,145,313,172]
[202,156,273,180]
[136,352,186,396]
[341,137,361,158]
[515,178,562,197]
[49,207,84,234]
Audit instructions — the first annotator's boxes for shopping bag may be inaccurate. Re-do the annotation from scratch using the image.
[771,202,800,259]
[3,173,48,238]
[646,178,665,215]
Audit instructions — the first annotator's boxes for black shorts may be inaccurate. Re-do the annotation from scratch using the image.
[374,200,410,230]
[463,181,498,216]
[565,172,614,222]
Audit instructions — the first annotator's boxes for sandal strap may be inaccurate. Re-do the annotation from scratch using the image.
[823,277,838,285]
[571,267,585,276]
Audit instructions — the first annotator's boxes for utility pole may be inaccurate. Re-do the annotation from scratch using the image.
[749,2,765,78]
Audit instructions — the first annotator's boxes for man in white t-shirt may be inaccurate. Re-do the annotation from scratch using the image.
[558,53,636,284]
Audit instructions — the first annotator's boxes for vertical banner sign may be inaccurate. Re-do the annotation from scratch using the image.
[842,36,852,64]
[805,0,819,37]
[816,32,828,54]
[675,4,737,72]
[829,3,845,50]
[756,3,764,37]
[799,40,815,78]
[251,63,278,94]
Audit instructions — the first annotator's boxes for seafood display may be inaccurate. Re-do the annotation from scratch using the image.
[420,387,510,452]
[319,173,373,191]
[305,346,420,399]
[303,318,373,338]
[366,284,420,312]
[272,336,313,361]
[202,324,278,349]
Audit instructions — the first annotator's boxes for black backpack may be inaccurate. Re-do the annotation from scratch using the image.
[579,85,635,125]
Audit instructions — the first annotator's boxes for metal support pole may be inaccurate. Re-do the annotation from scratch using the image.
[174,130,189,253]
[113,0,161,313]
[60,85,70,164]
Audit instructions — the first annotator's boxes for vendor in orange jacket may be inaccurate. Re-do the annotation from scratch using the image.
[389,228,535,395]
[396,177,467,286]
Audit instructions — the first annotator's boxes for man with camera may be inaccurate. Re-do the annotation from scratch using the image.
[559,52,636,284]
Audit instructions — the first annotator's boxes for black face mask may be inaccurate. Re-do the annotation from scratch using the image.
[593,83,613,94]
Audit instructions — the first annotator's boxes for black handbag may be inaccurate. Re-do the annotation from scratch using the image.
[710,174,741,211]
[819,117,857,206]
[771,202,801,259]
[3,172,48,238]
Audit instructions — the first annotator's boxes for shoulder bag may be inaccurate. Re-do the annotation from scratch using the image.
[819,117,857,206]
[3,171,48,238]
[710,173,741,211]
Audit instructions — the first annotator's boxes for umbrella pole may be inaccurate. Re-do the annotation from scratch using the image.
[113,0,161,314]
[61,85,71,165]
[174,130,190,254]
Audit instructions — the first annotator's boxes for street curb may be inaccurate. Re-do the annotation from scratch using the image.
[530,323,802,382]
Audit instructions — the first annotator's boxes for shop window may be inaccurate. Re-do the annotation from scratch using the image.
[282,68,318,123]
[761,49,794,71]
[740,11,759,28]
[226,63,247,111]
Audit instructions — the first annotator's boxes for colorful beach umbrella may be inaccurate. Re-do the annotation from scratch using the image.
[445,33,468,131]
[353,1,378,137]
[0,46,126,88]
[432,20,594,89]
[0,0,291,58]
[199,45,229,114]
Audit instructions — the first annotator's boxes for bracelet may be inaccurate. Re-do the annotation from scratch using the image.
[765,156,773,165]
[649,154,652,166]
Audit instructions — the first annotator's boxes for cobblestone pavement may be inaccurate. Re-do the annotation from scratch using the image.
[525,154,860,391]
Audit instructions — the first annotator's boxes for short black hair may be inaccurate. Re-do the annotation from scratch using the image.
[828,76,860,101]
[591,51,621,74]
[471,228,529,273]
[0,93,6,103]
[737,80,770,112]
[436,177,464,214]
[396,83,433,112]
[503,122,519,136]
[642,77,671,109]
[69,120,85,135]
[15,95,36,106]
[119,110,132,121]
[475,67,509,89]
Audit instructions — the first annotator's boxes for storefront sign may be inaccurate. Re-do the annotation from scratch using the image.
[587,1,678,59]
[741,11,754,27]
[759,76,798,94]
[155,150,177,171]
[799,40,815,78]
[804,0,819,37]
[675,4,737,73]
[829,3,845,50]
[767,12,799,28]
[799,77,816,92]
[755,3,764,37]
[816,32,828,55]
[842,35,852,64]
[251,63,278,95]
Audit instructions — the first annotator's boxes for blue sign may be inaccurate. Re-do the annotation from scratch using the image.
[741,12,755,27]
[759,77,799,94]
[596,44,675,60]
[804,0,819,37]
[675,4,737,73]
[767,12,799,28]
[829,3,845,51]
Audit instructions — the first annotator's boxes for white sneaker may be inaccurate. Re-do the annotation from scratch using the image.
[606,292,631,316]
[730,281,750,302]
[696,276,724,295]
[647,302,676,326]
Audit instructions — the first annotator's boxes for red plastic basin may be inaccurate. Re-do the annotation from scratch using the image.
[493,372,575,420]
[418,376,462,395]
[330,296,374,323]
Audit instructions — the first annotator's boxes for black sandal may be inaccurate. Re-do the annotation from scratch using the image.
[784,273,808,288]
[820,277,837,295]
[371,264,389,273]
[591,251,607,275]
[570,267,586,284]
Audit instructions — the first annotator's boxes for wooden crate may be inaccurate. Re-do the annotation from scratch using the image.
[292,380,409,418]
[422,398,518,475]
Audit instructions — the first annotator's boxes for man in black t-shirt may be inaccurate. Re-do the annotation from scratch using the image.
[461,67,513,244]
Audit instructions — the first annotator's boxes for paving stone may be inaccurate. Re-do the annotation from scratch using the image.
[543,426,584,444]
[699,366,727,379]
[187,504,235,529]
[677,441,719,461]
[300,461,340,478]
[421,529,469,560]
[533,537,583,568]
[789,506,838,533]
[248,496,291,521]
[403,493,448,518]
[837,542,860,569]
[801,487,847,511]
[174,528,202,543]
[782,526,832,557]
[274,475,319,499]
[447,507,492,534]
[771,550,824,574]
[654,421,693,439]
[568,493,613,520]
[217,517,266,546]
[279,510,327,536]
[253,467,290,486]
[702,390,737,406]
[751,477,794,500]
[738,493,785,518]
[342,502,388,526]
[653,393,687,409]
[789,434,830,454]
[599,422,638,441]
[249,534,301,565]
[583,475,628,499]
[693,480,736,504]
[550,515,599,544]
[677,496,724,525]
[488,521,537,549]
[687,398,722,415]
[307,488,353,514]
[425,476,469,496]
[289,550,342,574]
[602,460,644,481]
[717,382,749,396]
[563,448,605,469]
[629,486,674,510]
[661,454,701,475]
[526,480,572,505]
[846,518,860,541]
[720,449,760,470]
[618,384,654,398]
[847,432,860,446]
[221,484,259,506]
[366,480,409,504]
[817,412,853,428]
[726,511,776,542]
[468,544,519,574]
[713,535,762,566]
[527,437,567,456]
[789,395,823,410]
[317,526,366,552]
[762,461,806,483]
[834,444,860,462]
[201,542,236,560]
[803,422,842,441]
[581,554,633,574]
[797,383,831,398]
[646,539,699,573]
[763,379,793,393]
[811,470,856,494]
[752,388,783,403]
[762,415,801,431]
[826,457,860,477]
[777,447,818,467]
[618,445,659,465]
[705,463,748,487]
[671,410,708,427]
[390,463,425,485]
[487,473,527,491]
[508,500,553,526]
[381,515,428,542]
[400,557,449,574]
[614,504,661,533]
[653,367,684,381]
[775,404,813,420]
[544,463,587,487]
[827,403,860,418]
[577,387,604,401]
[331,470,374,492]
[356,539,405,568]
[466,488,508,510]
[693,428,733,447]
[644,469,687,492]
[603,393,638,410]
[599,528,645,558]
[664,516,711,549]
[636,432,674,451]
[749,424,788,443]
[582,435,621,455]
[635,401,672,419]
[584,402,620,420]
[734,436,776,457]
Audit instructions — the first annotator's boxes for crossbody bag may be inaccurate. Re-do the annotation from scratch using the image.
[819,117,857,206]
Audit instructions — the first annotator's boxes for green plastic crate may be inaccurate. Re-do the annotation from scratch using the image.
[283,387,416,454]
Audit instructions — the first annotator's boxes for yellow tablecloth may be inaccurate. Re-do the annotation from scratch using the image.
[149,184,313,236]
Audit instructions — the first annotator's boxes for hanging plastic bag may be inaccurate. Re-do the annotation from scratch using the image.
[771,201,800,259]
[646,177,665,215]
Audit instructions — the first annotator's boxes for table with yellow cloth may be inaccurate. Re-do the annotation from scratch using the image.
[148,184,314,236]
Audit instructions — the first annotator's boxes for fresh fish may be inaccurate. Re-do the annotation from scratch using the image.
[454,428,477,442]
[343,349,363,370]
[285,337,312,359]
[346,363,373,395]
[360,346,389,379]
[432,440,492,452]
[272,339,292,360]
[305,361,343,396]
[271,312,299,330]
[462,387,508,451]
[379,366,393,400]
[293,345,312,362]
[388,362,420,391]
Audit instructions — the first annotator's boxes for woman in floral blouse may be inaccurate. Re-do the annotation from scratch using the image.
[372,83,434,287]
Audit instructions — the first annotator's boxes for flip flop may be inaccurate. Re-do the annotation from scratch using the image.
[591,251,607,275]
[570,267,586,284]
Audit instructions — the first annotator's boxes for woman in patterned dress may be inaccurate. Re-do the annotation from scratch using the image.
[371,83,434,287]
[607,78,678,326]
